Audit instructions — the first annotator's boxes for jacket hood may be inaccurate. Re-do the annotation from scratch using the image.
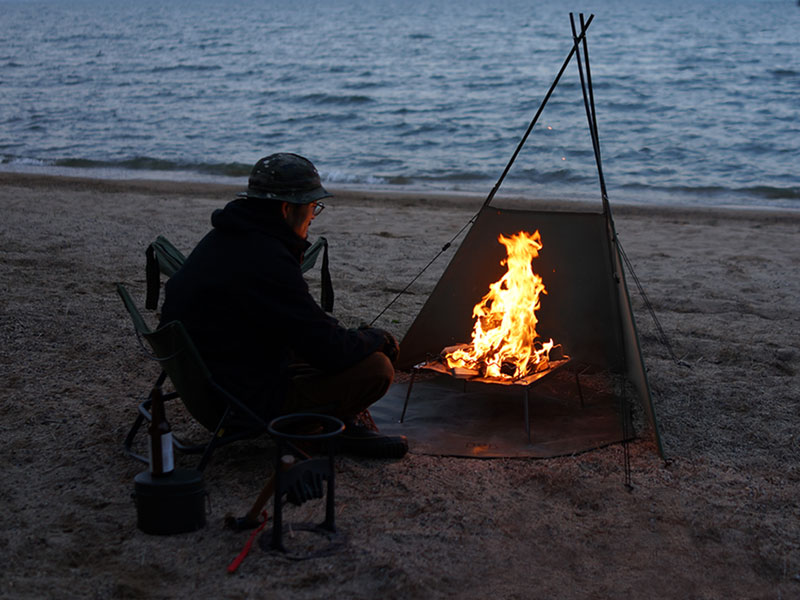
[211,198,310,258]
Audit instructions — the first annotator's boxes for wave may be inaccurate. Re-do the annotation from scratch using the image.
[3,154,799,209]
[771,69,799,78]
[52,157,251,178]
[736,185,800,201]
[616,181,800,205]
[2,156,49,166]
[323,170,388,186]
[148,65,223,73]
[295,93,375,106]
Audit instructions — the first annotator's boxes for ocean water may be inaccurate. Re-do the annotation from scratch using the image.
[1,0,798,208]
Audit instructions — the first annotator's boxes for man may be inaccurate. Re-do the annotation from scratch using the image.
[160,153,407,458]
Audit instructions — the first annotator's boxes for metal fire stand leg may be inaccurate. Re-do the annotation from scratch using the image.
[574,363,591,408]
[322,448,336,532]
[399,367,418,423]
[523,387,532,444]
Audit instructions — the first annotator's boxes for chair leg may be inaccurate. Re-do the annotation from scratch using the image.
[125,379,270,471]
[197,405,232,472]
[123,412,148,464]
[123,372,169,464]
[197,440,217,472]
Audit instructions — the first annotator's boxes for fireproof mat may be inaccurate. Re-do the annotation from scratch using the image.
[370,373,628,458]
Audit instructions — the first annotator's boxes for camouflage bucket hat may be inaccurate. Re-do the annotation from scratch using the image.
[237,153,332,204]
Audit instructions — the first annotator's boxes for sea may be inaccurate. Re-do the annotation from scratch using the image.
[1,0,798,209]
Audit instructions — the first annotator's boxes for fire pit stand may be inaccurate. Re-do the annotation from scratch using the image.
[258,413,346,560]
[401,358,583,444]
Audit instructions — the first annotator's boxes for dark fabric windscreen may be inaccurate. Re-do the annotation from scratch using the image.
[398,206,625,371]
[611,236,665,456]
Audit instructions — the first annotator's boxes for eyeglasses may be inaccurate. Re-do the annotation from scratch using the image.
[312,201,325,217]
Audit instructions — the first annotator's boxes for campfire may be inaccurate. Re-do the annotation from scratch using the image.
[420,230,568,386]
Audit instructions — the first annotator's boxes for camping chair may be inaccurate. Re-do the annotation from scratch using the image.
[144,235,333,312]
[117,283,271,471]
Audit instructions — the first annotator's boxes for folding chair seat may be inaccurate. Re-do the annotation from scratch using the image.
[117,283,270,471]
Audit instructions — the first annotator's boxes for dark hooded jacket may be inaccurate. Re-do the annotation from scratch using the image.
[159,198,386,419]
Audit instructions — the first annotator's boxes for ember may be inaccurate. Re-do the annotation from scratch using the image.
[442,230,565,381]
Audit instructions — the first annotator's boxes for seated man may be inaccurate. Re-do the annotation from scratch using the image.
[160,153,407,458]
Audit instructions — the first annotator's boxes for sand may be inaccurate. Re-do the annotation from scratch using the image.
[1,172,798,599]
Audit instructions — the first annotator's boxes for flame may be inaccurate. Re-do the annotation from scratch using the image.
[444,230,556,380]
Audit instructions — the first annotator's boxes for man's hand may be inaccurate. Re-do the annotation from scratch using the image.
[378,329,400,363]
[358,323,399,362]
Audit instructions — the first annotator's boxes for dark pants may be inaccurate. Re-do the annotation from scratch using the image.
[281,352,394,422]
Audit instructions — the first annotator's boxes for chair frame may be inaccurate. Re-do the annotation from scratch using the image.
[122,232,333,470]
[145,235,186,310]
[117,283,270,471]
[145,235,333,312]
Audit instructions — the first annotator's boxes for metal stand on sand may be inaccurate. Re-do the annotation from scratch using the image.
[257,413,347,560]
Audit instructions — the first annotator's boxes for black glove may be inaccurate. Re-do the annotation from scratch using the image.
[378,329,400,363]
[358,324,399,362]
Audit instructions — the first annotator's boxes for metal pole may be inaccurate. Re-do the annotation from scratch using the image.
[483,14,594,209]
[570,13,609,216]
[399,367,417,423]
[370,15,595,327]
[323,444,336,532]
[270,444,286,552]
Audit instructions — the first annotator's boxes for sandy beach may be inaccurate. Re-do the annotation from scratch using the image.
[1,172,798,599]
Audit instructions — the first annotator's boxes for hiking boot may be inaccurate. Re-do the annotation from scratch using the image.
[338,422,408,459]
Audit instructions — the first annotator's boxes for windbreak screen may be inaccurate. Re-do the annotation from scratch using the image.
[397,206,625,371]
[381,206,662,458]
